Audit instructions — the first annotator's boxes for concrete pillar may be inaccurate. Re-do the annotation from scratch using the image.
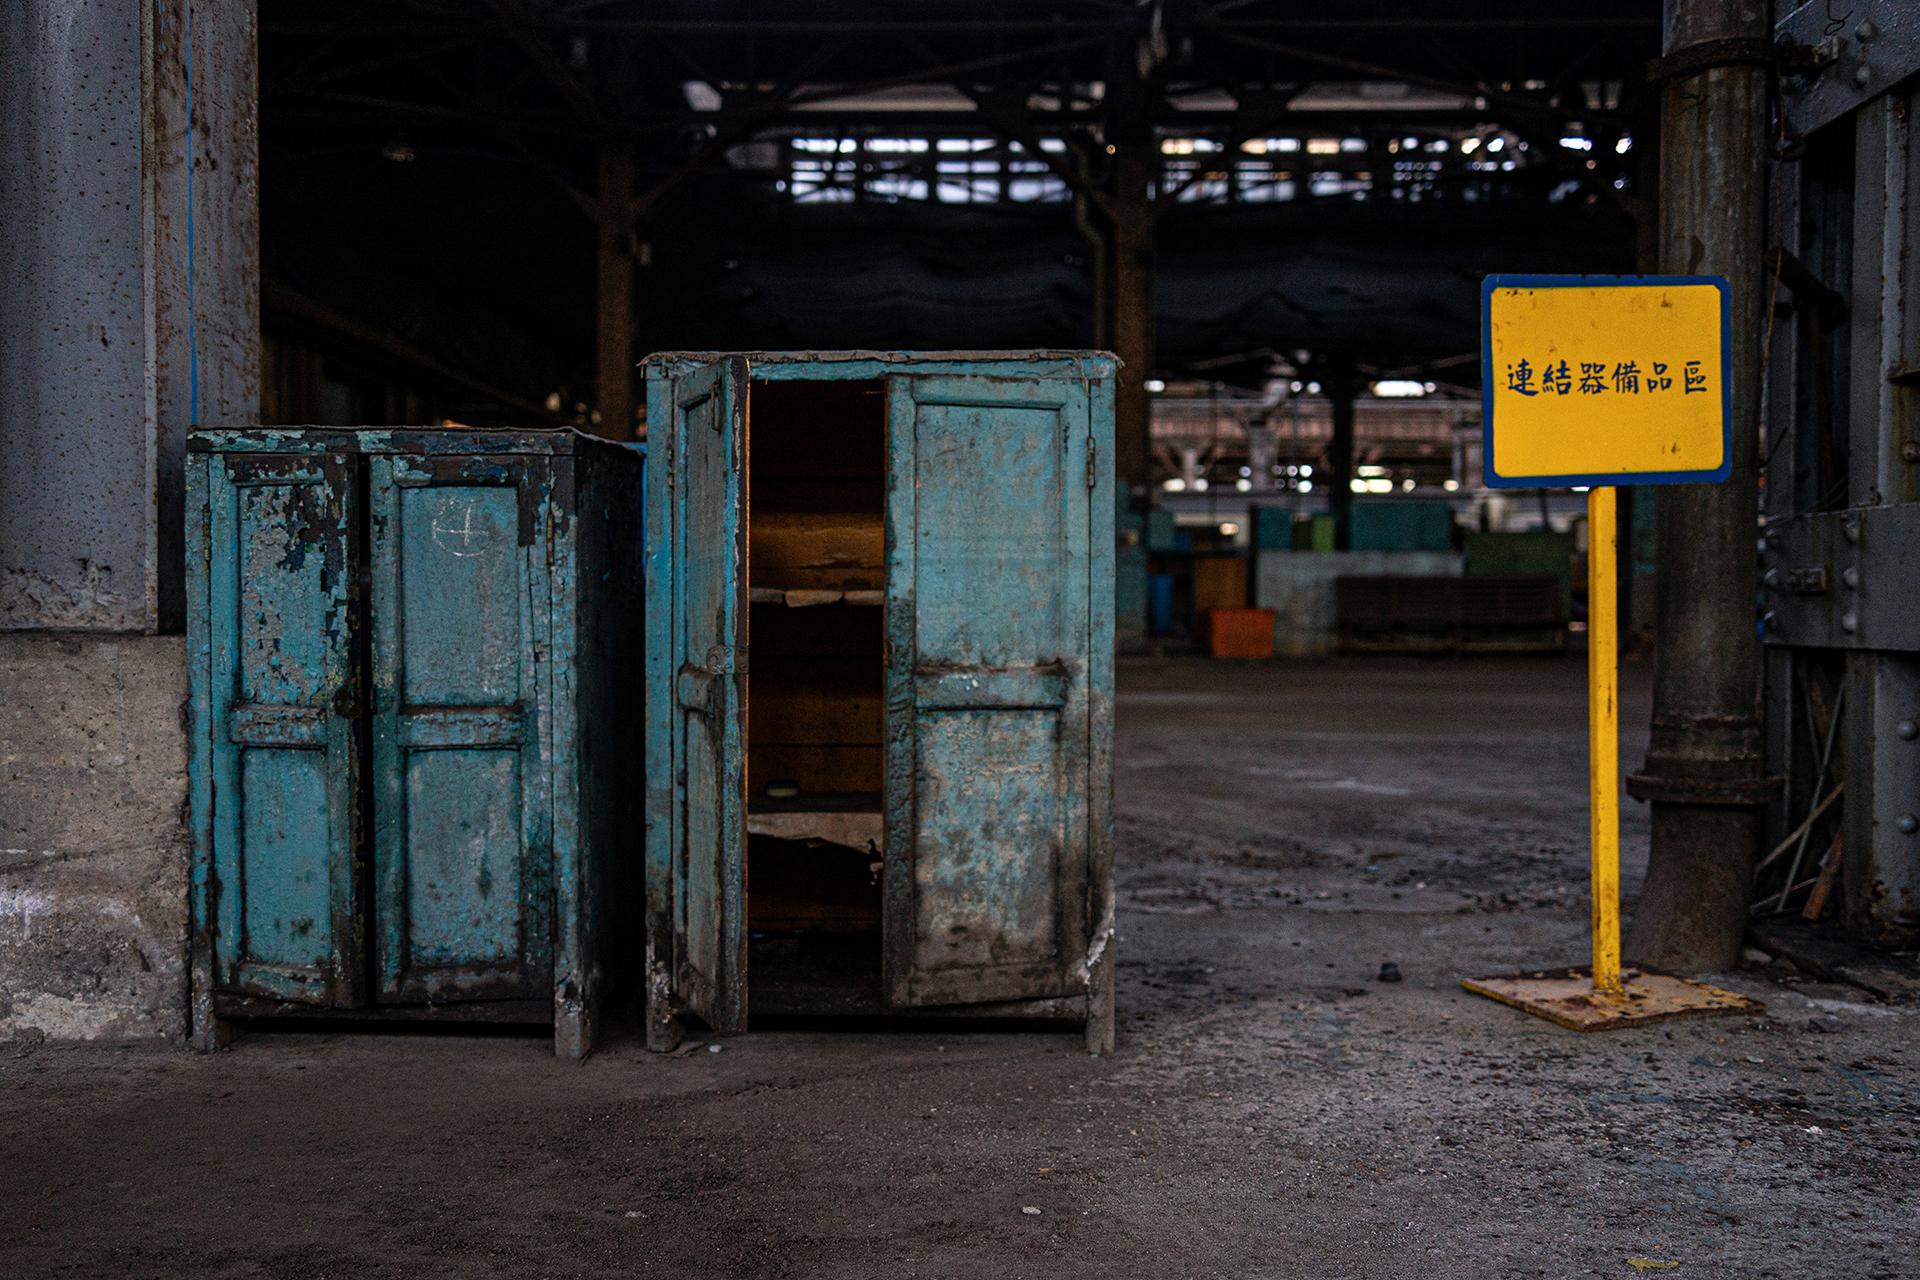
[0,0,259,633]
[1625,0,1772,970]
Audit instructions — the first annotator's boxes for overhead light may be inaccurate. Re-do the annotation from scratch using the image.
[1402,478,1416,491]
[1299,479,1313,493]
[1443,479,1460,492]
[1235,478,1253,492]
[1299,465,1312,477]
[1366,478,1393,494]
[1616,136,1634,154]
[1357,464,1387,477]
[1372,379,1427,397]
[1219,522,1240,537]
[1145,378,1167,393]
[1162,477,1187,492]
[1191,477,1209,491]
[1558,135,1594,151]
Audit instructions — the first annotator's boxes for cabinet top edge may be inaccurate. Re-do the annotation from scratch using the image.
[189,428,646,457]
[640,350,1119,379]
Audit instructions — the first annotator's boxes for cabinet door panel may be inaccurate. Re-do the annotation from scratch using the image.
[884,373,1094,1007]
[648,357,750,1035]
[371,455,553,1003]
[209,454,360,1005]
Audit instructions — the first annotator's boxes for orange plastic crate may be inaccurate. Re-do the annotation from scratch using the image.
[1206,608,1276,659]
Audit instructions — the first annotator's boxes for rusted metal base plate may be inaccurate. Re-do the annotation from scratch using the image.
[1462,967,1761,1031]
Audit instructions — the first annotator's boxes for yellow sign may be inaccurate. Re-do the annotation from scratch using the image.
[1481,275,1730,488]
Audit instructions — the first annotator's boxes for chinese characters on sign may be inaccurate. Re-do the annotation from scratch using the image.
[1505,358,1707,398]
[1481,275,1730,488]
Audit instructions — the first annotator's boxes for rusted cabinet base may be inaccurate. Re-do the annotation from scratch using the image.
[186,429,643,1057]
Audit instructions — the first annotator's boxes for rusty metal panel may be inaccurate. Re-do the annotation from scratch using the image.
[1763,505,1920,650]
[882,370,1095,1008]
[1842,654,1920,941]
[206,452,361,1005]
[1776,0,1920,138]
[369,454,554,1005]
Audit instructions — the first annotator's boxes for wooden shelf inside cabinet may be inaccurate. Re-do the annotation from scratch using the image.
[749,791,882,817]
[749,588,884,608]
[747,792,884,858]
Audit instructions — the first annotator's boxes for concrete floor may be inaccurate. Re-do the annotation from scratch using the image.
[3,657,1914,1278]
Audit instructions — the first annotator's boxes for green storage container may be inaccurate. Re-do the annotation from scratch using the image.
[1350,500,1454,552]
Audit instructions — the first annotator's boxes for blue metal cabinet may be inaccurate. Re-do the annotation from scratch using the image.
[643,352,1117,1053]
[186,429,643,1057]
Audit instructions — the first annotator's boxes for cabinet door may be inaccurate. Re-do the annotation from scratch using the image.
[883,372,1095,1006]
[369,454,554,1004]
[208,453,361,1006]
[648,358,750,1033]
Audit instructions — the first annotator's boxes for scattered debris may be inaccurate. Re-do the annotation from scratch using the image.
[1807,1015,1842,1034]
[1626,1258,1679,1272]
[1750,920,1920,1004]
[1021,1206,1042,1216]
[707,1043,724,1054]
[1378,962,1403,984]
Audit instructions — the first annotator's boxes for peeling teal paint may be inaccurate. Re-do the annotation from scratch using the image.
[187,428,644,1058]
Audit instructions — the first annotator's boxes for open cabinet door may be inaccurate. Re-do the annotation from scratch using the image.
[883,372,1096,1007]
[647,357,750,1042]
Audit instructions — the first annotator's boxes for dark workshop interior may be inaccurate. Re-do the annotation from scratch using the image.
[2,3,1917,1276]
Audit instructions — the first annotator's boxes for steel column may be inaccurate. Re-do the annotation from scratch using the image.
[595,143,636,439]
[1625,0,1773,969]
[1108,45,1155,495]
[1327,363,1357,551]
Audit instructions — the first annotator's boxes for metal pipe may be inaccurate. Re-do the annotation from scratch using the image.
[1624,0,1774,971]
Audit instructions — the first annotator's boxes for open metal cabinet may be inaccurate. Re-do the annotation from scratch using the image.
[185,428,644,1057]
[642,352,1117,1053]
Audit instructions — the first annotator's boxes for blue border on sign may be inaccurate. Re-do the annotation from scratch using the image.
[1480,273,1734,490]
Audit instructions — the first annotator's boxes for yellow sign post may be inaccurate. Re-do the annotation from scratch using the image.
[1463,275,1761,1030]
